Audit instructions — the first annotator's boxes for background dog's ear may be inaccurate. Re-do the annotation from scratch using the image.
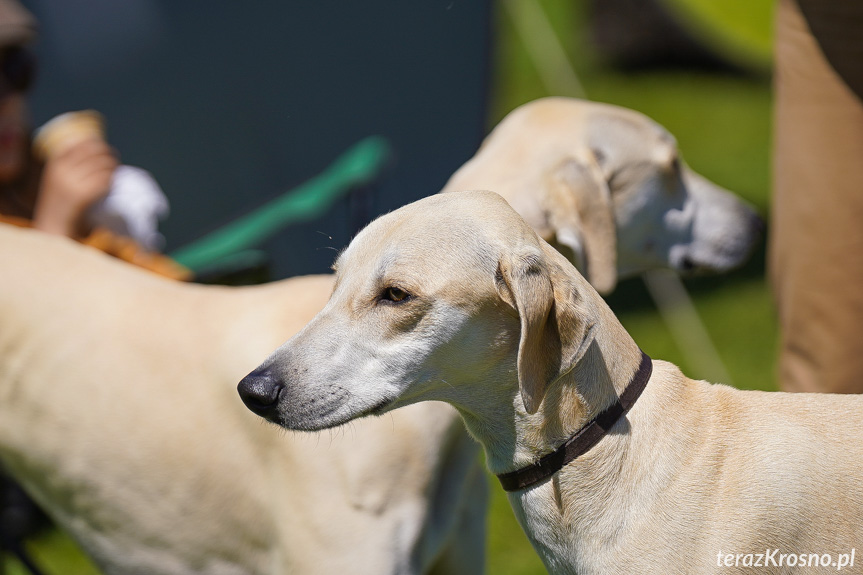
[497,248,595,414]
[543,157,617,294]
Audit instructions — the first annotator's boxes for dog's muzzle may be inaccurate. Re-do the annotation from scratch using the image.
[237,368,284,419]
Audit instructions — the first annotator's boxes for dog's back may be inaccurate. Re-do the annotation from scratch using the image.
[606,360,863,570]
[704,378,863,546]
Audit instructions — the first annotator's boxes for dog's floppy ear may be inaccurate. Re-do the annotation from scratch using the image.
[543,156,617,294]
[497,247,596,414]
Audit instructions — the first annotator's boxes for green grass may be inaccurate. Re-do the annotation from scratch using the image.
[662,0,774,70]
[2,529,100,575]
[5,2,777,573]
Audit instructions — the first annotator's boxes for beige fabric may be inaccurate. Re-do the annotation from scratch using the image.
[771,0,863,392]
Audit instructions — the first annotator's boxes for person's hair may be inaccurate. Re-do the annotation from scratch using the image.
[0,0,36,48]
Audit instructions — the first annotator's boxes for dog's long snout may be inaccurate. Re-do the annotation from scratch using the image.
[237,367,283,418]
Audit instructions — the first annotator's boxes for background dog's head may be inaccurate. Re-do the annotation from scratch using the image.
[443,97,763,293]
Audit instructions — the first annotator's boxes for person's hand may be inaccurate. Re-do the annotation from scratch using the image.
[33,138,118,238]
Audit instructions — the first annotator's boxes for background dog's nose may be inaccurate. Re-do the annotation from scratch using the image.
[237,368,284,417]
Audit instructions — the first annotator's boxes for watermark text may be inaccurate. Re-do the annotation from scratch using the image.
[717,549,855,571]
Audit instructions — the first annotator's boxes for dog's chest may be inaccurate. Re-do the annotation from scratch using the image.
[508,490,585,575]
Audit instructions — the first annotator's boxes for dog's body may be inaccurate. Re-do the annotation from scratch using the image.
[0,224,485,575]
[240,191,863,574]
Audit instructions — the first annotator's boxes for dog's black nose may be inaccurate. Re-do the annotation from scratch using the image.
[237,368,284,418]
[679,255,697,273]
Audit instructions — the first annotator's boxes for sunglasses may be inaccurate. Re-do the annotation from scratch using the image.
[0,46,35,96]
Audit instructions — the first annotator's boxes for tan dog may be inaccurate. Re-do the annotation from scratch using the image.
[240,191,863,575]
[443,97,762,293]
[0,224,485,575]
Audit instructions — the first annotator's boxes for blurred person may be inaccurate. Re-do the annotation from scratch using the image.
[771,0,863,393]
[0,0,185,567]
[0,0,186,278]
[0,0,41,221]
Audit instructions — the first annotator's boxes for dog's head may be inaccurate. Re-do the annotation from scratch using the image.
[444,97,763,293]
[581,102,763,282]
[238,191,632,435]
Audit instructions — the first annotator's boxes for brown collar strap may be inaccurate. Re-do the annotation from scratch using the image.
[497,350,653,492]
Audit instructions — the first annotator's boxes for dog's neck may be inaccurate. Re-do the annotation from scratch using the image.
[453,317,659,575]
[457,313,643,478]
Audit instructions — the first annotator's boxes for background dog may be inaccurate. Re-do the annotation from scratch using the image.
[0,225,485,575]
[444,97,762,294]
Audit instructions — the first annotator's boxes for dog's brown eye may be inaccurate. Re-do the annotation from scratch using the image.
[382,286,410,303]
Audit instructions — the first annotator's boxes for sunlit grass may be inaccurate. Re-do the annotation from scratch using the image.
[662,0,774,69]
[2,529,99,575]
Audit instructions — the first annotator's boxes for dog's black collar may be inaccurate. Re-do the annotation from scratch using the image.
[496,350,653,492]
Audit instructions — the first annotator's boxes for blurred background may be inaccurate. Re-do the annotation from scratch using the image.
[6,0,775,573]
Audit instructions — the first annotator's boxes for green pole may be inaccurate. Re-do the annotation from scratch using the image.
[170,136,391,271]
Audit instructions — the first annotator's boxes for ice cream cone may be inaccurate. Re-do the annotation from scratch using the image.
[33,110,106,160]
